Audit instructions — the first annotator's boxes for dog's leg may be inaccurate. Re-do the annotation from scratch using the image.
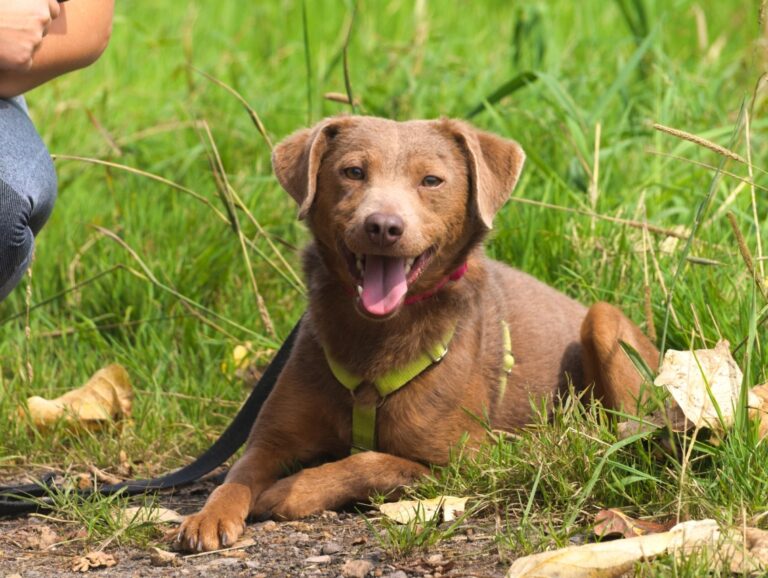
[580,302,659,414]
[251,451,429,520]
[178,355,346,551]
[177,445,286,551]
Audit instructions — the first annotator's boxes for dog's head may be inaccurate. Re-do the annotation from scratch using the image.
[273,116,525,319]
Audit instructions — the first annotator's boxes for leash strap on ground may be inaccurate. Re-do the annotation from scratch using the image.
[0,318,302,517]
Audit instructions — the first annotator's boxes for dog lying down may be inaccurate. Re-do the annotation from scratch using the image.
[178,116,659,551]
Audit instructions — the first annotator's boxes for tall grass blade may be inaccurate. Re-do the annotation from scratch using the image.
[466,71,537,118]
[342,1,358,114]
[619,340,656,384]
[658,101,747,360]
[590,28,656,122]
[614,0,649,41]
[192,67,274,151]
[302,0,314,124]
[95,226,278,348]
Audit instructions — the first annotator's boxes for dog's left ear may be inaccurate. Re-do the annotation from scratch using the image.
[272,119,341,220]
[445,120,526,229]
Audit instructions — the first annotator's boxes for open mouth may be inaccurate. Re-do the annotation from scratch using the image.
[342,245,435,317]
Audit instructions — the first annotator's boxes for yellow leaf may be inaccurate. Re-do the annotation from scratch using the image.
[749,384,768,442]
[379,496,468,524]
[507,520,768,577]
[221,341,253,375]
[22,364,133,429]
[122,506,184,525]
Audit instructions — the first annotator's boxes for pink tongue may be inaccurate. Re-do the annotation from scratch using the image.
[360,255,408,316]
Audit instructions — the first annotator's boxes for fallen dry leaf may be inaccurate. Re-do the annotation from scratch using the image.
[17,525,60,550]
[72,551,117,572]
[594,509,674,539]
[149,547,181,567]
[653,340,757,431]
[123,506,184,525]
[749,384,768,442]
[23,364,133,428]
[507,519,768,578]
[379,496,469,524]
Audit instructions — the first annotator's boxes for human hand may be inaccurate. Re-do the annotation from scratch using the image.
[0,0,61,71]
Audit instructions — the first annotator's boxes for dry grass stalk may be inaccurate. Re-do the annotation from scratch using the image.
[198,121,276,339]
[323,92,359,106]
[653,123,747,164]
[727,212,768,302]
[745,111,764,279]
[640,214,657,342]
[508,196,691,240]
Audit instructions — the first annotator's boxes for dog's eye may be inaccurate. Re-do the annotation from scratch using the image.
[343,167,365,180]
[421,175,443,187]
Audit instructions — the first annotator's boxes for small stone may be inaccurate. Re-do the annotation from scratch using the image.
[305,555,332,564]
[321,541,343,555]
[426,553,443,565]
[342,559,374,578]
[387,572,408,578]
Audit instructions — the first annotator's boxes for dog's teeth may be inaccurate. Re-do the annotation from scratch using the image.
[406,258,415,271]
[356,256,364,273]
[356,284,363,296]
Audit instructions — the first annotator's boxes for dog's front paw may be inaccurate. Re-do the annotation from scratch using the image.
[252,473,331,520]
[177,483,250,551]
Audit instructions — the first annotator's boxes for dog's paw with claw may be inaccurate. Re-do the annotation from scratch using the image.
[176,483,250,552]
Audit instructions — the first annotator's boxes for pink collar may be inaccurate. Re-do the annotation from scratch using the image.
[404,262,468,305]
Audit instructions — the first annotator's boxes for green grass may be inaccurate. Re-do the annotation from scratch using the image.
[1,0,767,573]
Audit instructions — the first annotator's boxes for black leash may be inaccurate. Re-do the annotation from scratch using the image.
[0,319,301,516]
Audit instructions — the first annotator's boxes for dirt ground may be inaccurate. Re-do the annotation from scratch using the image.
[0,479,507,578]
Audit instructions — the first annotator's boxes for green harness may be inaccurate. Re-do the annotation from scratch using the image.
[324,321,515,453]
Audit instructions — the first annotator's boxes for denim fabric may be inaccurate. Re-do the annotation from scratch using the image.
[0,96,57,302]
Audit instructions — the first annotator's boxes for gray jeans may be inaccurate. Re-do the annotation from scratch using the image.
[0,96,57,302]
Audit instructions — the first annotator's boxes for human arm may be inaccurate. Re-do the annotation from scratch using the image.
[0,0,114,98]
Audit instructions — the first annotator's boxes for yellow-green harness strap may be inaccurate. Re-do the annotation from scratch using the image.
[325,321,513,454]
[497,320,515,405]
[325,326,455,453]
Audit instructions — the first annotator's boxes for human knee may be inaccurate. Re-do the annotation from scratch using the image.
[0,179,35,287]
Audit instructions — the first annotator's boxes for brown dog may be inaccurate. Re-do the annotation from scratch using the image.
[178,116,659,551]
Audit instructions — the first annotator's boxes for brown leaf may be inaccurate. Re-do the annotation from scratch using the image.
[594,509,674,539]
[72,551,117,572]
[22,364,133,429]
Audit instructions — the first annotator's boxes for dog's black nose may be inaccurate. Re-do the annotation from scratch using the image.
[364,212,404,247]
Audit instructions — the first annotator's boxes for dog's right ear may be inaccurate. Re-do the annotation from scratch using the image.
[272,120,340,220]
